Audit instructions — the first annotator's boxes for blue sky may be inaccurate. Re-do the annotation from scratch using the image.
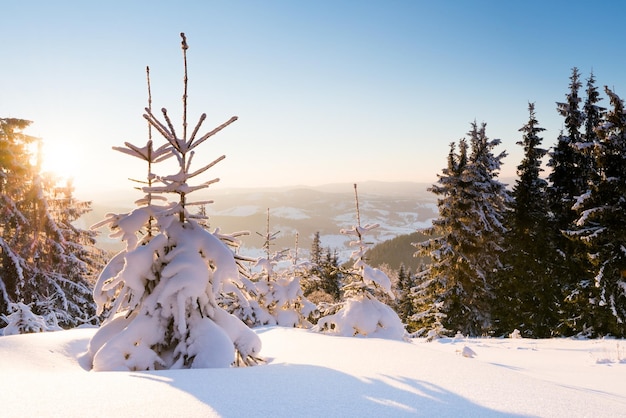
[2,1,626,201]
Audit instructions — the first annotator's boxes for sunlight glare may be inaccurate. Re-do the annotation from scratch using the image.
[41,142,80,181]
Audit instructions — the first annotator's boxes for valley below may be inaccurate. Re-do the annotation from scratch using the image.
[84,181,437,263]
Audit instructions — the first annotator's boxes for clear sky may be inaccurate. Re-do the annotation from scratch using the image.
[2,1,626,202]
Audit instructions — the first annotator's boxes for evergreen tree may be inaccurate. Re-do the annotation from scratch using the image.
[0,118,36,318]
[310,231,322,267]
[318,248,342,300]
[87,34,262,370]
[580,71,605,175]
[243,211,316,327]
[414,122,510,337]
[0,302,57,335]
[393,263,416,330]
[566,87,626,336]
[548,70,602,336]
[315,184,404,340]
[31,175,101,327]
[0,118,98,329]
[550,67,587,210]
[411,141,466,338]
[301,232,342,302]
[496,103,557,337]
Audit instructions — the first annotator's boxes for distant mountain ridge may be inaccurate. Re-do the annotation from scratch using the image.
[83,181,438,261]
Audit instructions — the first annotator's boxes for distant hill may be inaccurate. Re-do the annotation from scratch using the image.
[365,231,434,272]
[84,181,438,259]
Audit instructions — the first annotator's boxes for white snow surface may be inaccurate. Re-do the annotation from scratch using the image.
[208,205,260,217]
[269,206,310,220]
[1,327,625,417]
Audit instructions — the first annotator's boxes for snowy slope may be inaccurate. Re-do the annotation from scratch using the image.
[1,327,625,417]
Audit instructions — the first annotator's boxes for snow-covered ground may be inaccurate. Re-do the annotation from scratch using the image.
[1,327,625,417]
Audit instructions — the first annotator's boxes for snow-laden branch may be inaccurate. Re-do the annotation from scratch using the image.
[189,116,238,152]
[143,108,175,144]
[113,141,173,163]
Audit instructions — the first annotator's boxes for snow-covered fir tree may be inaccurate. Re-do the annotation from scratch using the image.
[411,141,465,338]
[219,209,282,327]
[0,301,60,335]
[253,223,317,327]
[548,70,602,336]
[550,67,588,212]
[496,103,559,337]
[580,71,605,175]
[230,210,316,328]
[414,123,510,337]
[31,174,102,328]
[276,234,319,327]
[87,34,261,370]
[566,86,626,337]
[314,184,405,340]
[1,118,39,320]
[0,118,98,330]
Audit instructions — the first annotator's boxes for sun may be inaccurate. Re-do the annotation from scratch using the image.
[40,142,81,181]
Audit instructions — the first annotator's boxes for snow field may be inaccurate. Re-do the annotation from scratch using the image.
[1,327,625,417]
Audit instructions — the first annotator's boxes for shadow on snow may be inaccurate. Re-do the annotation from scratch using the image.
[132,363,528,417]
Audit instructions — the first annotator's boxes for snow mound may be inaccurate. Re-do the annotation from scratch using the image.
[315,297,405,340]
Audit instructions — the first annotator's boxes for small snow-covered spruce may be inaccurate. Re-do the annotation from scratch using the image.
[189,204,261,334]
[0,302,60,335]
[313,184,405,340]
[87,33,261,371]
[265,232,318,327]
[219,209,276,327]
[201,226,264,367]
[301,232,343,305]
[237,211,317,328]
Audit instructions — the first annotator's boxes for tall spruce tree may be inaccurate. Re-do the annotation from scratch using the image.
[548,70,601,335]
[414,123,510,337]
[566,87,626,336]
[496,103,557,337]
[411,141,466,337]
[580,71,605,177]
[29,174,101,327]
[0,118,35,317]
[0,118,98,328]
[550,67,586,211]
